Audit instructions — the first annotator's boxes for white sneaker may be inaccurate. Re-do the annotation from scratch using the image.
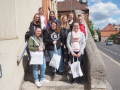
[40,79,49,83]
[35,81,41,87]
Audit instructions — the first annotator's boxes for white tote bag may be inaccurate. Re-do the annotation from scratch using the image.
[29,37,43,65]
[49,44,61,70]
[69,57,83,78]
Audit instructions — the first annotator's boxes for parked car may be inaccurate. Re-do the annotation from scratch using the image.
[106,40,113,45]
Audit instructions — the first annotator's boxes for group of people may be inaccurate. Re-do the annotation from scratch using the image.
[27,7,88,87]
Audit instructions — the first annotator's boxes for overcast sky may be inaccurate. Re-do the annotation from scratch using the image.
[57,0,120,30]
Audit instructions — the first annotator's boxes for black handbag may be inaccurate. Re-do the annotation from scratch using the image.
[25,31,32,40]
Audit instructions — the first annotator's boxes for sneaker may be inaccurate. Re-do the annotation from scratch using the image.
[35,81,41,87]
[40,79,49,83]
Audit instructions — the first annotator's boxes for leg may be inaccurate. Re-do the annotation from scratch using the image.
[32,65,39,81]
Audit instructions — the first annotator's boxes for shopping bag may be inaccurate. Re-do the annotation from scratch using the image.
[29,51,43,65]
[69,57,83,78]
[49,44,61,70]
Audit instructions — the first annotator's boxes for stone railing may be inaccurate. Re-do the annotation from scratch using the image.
[75,10,106,90]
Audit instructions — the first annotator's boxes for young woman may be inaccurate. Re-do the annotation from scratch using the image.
[43,21,66,77]
[67,22,86,84]
[29,13,41,35]
[47,11,60,29]
[68,12,75,31]
[38,7,47,35]
[28,27,49,87]
[60,15,71,65]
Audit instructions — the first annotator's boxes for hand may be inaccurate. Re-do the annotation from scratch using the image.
[61,43,62,46]
[39,47,43,51]
[72,53,77,57]
[53,41,57,44]
[77,53,81,57]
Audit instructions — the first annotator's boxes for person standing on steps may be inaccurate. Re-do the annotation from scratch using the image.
[28,27,49,87]
[68,12,75,31]
[46,11,60,29]
[77,14,88,63]
[43,21,67,77]
[60,15,71,66]
[67,22,86,84]
[38,7,47,35]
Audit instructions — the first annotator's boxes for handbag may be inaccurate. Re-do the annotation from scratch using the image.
[25,31,32,40]
[69,57,83,78]
[29,36,43,65]
[49,44,61,70]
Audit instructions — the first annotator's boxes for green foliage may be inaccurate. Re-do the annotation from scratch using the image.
[88,20,95,38]
[96,30,101,41]
[107,34,116,40]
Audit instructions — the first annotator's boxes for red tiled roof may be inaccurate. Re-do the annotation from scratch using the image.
[57,0,89,11]
[101,24,117,32]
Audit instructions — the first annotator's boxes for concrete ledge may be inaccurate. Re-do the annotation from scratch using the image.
[75,10,106,90]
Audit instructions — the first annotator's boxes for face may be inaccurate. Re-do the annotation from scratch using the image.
[39,9,44,15]
[62,16,67,23]
[51,23,57,30]
[78,17,83,24]
[50,12,55,18]
[69,13,74,20]
[73,23,79,32]
[34,28,42,37]
[35,14,40,21]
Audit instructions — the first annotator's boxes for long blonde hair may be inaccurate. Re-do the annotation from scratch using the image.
[60,15,70,29]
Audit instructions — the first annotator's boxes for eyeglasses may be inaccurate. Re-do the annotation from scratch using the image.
[36,17,40,18]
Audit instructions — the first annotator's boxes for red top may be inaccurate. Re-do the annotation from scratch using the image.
[79,24,86,36]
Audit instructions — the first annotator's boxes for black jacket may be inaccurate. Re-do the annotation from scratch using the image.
[60,28,71,44]
[43,30,64,50]
[29,21,41,35]
[68,20,75,31]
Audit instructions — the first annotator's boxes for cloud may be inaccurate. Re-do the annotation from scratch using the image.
[89,1,120,29]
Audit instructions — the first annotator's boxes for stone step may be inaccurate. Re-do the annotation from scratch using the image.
[24,72,72,82]
[21,80,88,90]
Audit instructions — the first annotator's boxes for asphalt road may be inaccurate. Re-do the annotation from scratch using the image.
[96,42,120,90]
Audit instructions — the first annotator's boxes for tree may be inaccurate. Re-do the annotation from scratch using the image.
[88,20,95,38]
[96,30,101,41]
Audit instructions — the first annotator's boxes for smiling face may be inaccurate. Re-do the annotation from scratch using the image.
[69,13,74,20]
[50,12,55,19]
[39,8,44,15]
[51,22,57,30]
[62,16,67,24]
[34,28,42,37]
[73,22,79,32]
[35,14,40,21]
[78,17,83,24]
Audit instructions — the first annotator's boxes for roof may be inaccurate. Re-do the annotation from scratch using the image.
[57,0,89,11]
[101,24,117,32]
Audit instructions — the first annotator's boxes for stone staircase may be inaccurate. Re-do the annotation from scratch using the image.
[20,61,89,90]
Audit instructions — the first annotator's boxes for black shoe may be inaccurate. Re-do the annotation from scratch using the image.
[52,72,56,77]
[76,77,81,84]
[71,78,76,84]
[58,72,67,76]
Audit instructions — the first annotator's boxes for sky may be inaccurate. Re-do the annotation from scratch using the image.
[57,0,120,30]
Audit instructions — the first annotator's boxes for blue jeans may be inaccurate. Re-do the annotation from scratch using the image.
[32,56,46,82]
[47,48,64,72]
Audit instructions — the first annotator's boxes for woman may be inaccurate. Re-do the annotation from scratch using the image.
[68,12,75,31]
[47,11,60,29]
[67,22,86,84]
[29,13,41,35]
[43,21,66,77]
[38,7,47,35]
[60,15,71,65]
[28,27,49,87]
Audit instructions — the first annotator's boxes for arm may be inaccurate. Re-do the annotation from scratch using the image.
[43,31,53,44]
[67,32,74,54]
[79,33,86,54]
[28,37,39,51]
[29,22,34,35]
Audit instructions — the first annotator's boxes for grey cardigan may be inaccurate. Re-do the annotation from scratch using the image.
[67,31,86,55]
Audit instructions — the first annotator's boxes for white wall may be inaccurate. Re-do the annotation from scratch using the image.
[0,0,42,90]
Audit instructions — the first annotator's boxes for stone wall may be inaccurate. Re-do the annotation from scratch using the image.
[75,10,106,90]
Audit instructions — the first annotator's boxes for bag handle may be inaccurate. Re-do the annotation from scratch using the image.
[54,44,58,54]
[30,37,39,46]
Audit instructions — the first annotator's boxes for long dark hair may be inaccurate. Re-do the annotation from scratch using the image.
[49,21,60,34]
